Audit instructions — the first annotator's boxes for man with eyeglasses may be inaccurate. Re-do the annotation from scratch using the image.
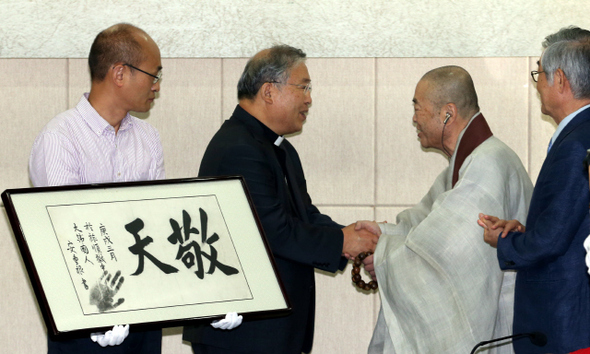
[30,23,164,187]
[183,44,379,354]
[478,26,590,353]
[29,23,165,353]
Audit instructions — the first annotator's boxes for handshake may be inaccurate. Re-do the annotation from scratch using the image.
[342,220,382,283]
[342,220,382,258]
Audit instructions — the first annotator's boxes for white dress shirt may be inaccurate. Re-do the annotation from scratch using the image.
[29,93,165,187]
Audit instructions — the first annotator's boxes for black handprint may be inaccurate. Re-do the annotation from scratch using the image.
[89,270,125,312]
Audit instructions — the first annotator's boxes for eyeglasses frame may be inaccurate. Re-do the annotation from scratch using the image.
[268,81,312,95]
[124,63,162,84]
[531,70,545,83]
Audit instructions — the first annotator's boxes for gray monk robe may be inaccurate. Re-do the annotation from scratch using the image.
[369,114,533,354]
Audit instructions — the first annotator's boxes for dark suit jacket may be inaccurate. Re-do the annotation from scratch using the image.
[497,106,590,353]
[183,105,347,353]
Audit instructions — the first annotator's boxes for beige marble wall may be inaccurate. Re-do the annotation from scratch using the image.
[0,57,554,353]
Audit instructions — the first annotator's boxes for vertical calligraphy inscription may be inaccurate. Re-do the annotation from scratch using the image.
[48,195,252,315]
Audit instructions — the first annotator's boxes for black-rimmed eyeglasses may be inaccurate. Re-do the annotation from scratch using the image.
[124,64,162,84]
[531,70,545,83]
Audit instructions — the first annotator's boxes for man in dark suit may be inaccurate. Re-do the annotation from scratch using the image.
[183,45,379,353]
[478,30,590,353]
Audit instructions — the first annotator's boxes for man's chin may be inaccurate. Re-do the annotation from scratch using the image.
[134,105,152,114]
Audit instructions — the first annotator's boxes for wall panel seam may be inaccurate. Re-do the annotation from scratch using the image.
[373,58,379,209]
[221,59,225,124]
[527,57,534,176]
[66,59,70,109]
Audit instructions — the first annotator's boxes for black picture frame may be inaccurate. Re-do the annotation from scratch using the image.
[2,176,290,337]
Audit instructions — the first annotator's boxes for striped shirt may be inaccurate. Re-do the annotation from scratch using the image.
[29,93,165,187]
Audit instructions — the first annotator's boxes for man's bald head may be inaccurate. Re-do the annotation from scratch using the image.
[419,66,480,119]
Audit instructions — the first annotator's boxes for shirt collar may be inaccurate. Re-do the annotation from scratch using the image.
[550,103,590,146]
[78,93,133,135]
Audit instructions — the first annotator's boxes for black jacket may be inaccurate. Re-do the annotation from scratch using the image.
[183,105,346,353]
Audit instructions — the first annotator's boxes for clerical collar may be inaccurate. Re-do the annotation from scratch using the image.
[234,105,285,146]
[253,118,280,145]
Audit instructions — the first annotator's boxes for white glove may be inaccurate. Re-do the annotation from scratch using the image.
[211,312,243,330]
[90,324,129,347]
[584,234,590,275]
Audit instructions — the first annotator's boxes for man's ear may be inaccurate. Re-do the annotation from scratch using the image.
[442,103,458,125]
[111,63,126,88]
[554,68,569,94]
[259,82,275,104]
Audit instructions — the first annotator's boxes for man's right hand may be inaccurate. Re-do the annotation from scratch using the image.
[342,223,379,258]
[477,213,525,248]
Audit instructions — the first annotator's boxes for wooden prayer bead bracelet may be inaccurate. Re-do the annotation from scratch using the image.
[352,252,378,291]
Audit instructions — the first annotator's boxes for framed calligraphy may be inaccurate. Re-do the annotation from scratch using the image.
[1,176,290,337]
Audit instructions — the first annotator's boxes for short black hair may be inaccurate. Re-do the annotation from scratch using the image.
[88,23,147,82]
